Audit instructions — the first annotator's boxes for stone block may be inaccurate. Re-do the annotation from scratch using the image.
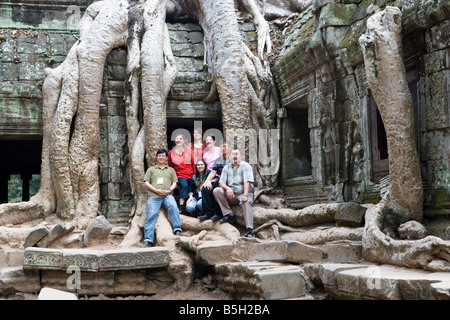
[23,226,49,248]
[323,242,362,263]
[38,287,78,300]
[317,263,369,299]
[426,20,450,53]
[75,271,115,296]
[196,241,233,265]
[319,3,357,28]
[216,261,307,300]
[334,202,366,227]
[286,241,325,263]
[62,249,100,272]
[257,266,306,300]
[98,247,169,271]
[83,215,112,247]
[431,279,450,300]
[0,267,40,296]
[188,31,203,44]
[247,241,288,261]
[6,249,24,267]
[424,70,449,131]
[144,268,174,294]
[40,270,77,293]
[23,247,63,270]
[114,270,146,295]
[0,250,6,267]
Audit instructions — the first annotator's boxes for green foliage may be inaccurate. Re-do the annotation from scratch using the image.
[39,50,56,64]
[8,174,40,203]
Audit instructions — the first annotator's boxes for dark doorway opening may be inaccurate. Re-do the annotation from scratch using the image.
[281,107,312,183]
[0,139,42,204]
[370,93,389,183]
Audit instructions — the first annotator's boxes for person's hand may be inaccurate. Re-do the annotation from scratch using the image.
[204,181,212,190]
[240,195,248,203]
[186,195,194,204]
[156,189,167,196]
[226,187,235,199]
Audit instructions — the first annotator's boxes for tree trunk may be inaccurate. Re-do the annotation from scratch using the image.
[359,6,423,221]
[358,7,450,271]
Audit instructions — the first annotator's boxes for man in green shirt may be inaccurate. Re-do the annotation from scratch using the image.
[142,149,181,247]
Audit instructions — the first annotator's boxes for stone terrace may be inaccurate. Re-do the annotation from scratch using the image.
[2,239,450,300]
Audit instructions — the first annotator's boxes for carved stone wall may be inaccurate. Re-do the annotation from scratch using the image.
[272,0,450,218]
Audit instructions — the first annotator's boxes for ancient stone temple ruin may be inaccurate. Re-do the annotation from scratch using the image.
[0,0,449,300]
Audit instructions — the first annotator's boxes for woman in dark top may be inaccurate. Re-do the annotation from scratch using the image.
[186,159,210,217]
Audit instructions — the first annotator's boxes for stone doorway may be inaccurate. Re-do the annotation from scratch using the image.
[370,94,389,183]
[0,139,42,204]
[280,107,312,183]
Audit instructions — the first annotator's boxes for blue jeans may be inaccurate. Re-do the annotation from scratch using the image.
[178,177,189,199]
[144,195,182,243]
[186,198,202,215]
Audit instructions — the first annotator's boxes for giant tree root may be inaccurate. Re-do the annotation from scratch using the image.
[155,212,194,291]
[256,219,363,244]
[233,202,364,228]
[362,195,450,272]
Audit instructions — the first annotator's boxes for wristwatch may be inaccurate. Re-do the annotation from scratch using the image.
[168,189,173,194]
[244,194,249,197]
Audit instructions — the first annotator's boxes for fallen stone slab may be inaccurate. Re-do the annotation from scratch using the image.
[23,226,49,248]
[23,247,170,272]
[317,263,450,300]
[83,216,113,247]
[38,287,78,300]
[215,261,306,300]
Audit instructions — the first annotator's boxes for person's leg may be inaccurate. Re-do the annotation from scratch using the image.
[213,187,239,223]
[196,198,203,212]
[185,198,197,215]
[163,194,182,234]
[177,177,189,212]
[237,193,254,230]
[210,181,223,218]
[200,186,214,218]
[144,198,163,243]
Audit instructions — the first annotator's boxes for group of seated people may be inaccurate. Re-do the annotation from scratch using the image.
[141,129,255,248]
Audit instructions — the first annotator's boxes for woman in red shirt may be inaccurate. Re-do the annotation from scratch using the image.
[169,133,195,214]
[185,128,205,164]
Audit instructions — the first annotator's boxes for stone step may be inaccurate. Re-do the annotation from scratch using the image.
[195,239,364,266]
[309,263,450,300]
[23,247,169,272]
[215,261,307,300]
